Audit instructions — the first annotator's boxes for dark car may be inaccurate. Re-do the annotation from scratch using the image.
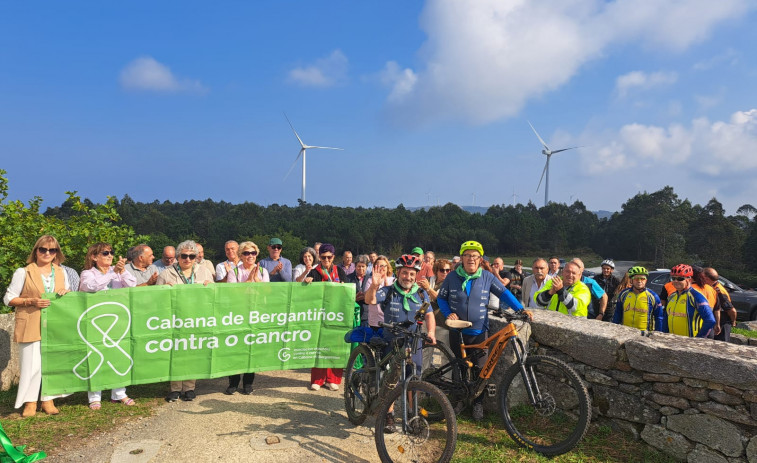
[647,270,757,321]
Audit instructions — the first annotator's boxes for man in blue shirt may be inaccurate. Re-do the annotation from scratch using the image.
[258,238,293,282]
[437,240,523,421]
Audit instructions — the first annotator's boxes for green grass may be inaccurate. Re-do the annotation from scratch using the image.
[0,382,167,456]
[450,411,677,463]
[733,327,757,339]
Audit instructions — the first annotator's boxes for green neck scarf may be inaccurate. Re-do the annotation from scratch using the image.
[393,281,420,311]
[456,266,483,291]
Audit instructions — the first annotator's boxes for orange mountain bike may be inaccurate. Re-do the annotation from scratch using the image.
[421,309,591,456]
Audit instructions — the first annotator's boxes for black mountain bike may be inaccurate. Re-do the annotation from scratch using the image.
[344,312,457,463]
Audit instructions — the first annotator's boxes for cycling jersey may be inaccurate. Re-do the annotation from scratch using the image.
[534,279,591,317]
[662,288,716,338]
[612,288,663,331]
[437,269,522,336]
[374,284,431,341]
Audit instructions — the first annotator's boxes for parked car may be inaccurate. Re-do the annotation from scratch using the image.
[647,270,757,321]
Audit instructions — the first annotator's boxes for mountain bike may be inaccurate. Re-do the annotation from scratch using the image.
[344,312,457,463]
[422,309,591,456]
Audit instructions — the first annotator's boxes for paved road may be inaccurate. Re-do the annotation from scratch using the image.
[49,370,382,463]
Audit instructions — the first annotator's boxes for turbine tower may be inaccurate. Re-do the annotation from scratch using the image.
[528,121,580,207]
[283,114,343,203]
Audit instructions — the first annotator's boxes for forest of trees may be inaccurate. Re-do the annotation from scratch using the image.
[3,163,756,303]
[41,186,757,287]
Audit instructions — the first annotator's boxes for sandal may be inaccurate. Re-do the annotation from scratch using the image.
[111,397,136,406]
[89,401,101,410]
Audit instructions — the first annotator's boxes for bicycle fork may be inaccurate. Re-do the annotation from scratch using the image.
[512,337,543,406]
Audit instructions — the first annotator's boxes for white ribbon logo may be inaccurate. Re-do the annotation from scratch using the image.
[73,301,134,380]
[278,347,291,362]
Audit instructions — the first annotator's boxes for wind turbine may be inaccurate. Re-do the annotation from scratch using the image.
[283,114,343,203]
[528,121,580,207]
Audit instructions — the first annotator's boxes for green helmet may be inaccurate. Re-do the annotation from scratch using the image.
[628,266,648,277]
[459,240,484,256]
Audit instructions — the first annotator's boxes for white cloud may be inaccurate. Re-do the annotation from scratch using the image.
[615,71,678,98]
[119,56,206,93]
[382,0,752,125]
[582,109,757,175]
[287,50,348,88]
[379,61,418,103]
[693,48,740,70]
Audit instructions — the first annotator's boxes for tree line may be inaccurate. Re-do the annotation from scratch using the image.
[2,166,756,305]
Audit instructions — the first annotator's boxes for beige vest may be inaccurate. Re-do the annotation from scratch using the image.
[14,263,65,343]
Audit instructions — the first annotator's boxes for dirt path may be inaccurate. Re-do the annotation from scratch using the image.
[48,370,381,463]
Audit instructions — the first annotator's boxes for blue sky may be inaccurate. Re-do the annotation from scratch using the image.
[2,1,756,215]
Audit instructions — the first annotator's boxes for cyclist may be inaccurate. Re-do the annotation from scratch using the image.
[661,264,716,338]
[703,267,737,342]
[437,240,524,422]
[534,261,591,317]
[594,259,620,322]
[612,266,663,331]
[365,254,435,432]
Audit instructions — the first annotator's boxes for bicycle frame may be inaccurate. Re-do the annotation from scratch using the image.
[459,321,525,380]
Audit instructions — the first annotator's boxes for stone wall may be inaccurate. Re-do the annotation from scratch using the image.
[0,313,19,391]
[487,310,757,462]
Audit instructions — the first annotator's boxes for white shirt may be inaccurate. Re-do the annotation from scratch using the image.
[4,267,71,306]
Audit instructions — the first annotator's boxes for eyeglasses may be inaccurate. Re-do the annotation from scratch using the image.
[37,247,59,255]
[101,250,115,256]
[439,268,451,273]
[270,245,282,250]
[670,276,688,282]
[241,251,257,256]
[320,255,334,260]
[632,276,647,281]
[180,254,197,260]
[461,254,480,261]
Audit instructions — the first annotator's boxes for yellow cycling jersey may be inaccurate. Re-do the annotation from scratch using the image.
[666,291,704,337]
[621,291,653,330]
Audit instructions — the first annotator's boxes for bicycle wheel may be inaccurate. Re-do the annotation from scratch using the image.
[375,380,457,463]
[420,342,464,417]
[344,345,376,425]
[498,355,591,456]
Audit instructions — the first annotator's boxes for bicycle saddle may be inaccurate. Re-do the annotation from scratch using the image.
[445,319,473,329]
[369,336,388,349]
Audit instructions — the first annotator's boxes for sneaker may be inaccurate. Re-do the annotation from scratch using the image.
[242,384,253,395]
[224,386,237,395]
[182,390,196,401]
[326,382,339,391]
[383,413,396,434]
[165,391,181,402]
[310,383,321,391]
[472,403,484,422]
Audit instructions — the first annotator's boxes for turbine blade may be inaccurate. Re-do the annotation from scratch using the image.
[528,120,550,151]
[536,158,548,193]
[283,149,304,181]
[283,113,307,148]
[307,146,344,150]
[551,146,581,154]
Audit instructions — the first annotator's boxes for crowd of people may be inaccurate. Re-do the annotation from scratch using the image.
[3,234,734,422]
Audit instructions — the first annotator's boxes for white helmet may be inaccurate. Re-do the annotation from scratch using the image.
[601,259,615,269]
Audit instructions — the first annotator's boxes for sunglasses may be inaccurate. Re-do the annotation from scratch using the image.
[632,276,647,281]
[439,268,452,273]
[670,276,688,282]
[320,255,334,260]
[180,254,197,260]
[101,250,115,256]
[38,247,59,255]
[270,245,282,250]
[241,251,258,256]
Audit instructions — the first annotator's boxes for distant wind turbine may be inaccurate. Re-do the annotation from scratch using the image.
[283,114,343,203]
[528,121,580,207]
[511,188,519,206]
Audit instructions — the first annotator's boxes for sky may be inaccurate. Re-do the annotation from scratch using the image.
[2,0,756,215]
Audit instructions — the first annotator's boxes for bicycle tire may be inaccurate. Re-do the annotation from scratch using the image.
[420,342,465,417]
[344,344,377,425]
[375,380,457,463]
[498,355,591,456]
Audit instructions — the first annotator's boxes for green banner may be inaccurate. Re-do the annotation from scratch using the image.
[41,282,354,395]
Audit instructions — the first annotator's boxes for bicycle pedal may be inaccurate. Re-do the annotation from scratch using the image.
[486,383,497,397]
